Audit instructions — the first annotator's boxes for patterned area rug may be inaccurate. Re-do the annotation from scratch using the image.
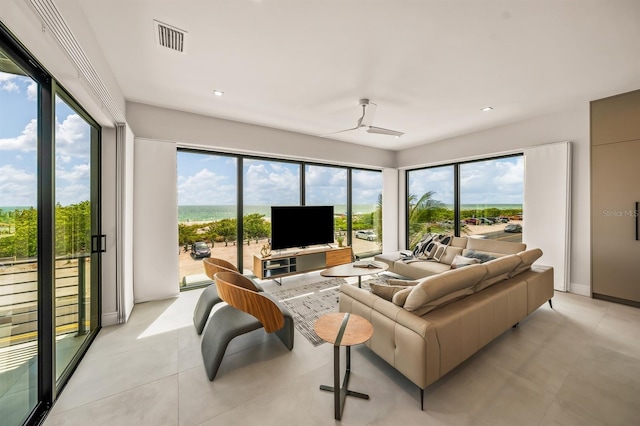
[267,275,389,346]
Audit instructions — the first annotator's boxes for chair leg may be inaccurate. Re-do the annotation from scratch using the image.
[548,299,553,309]
[193,284,222,335]
[512,322,519,328]
[274,314,295,350]
[200,306,263,380]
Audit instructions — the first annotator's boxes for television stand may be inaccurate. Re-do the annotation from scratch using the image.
[253,246,352,282]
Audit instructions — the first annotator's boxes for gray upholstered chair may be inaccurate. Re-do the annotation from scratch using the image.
[200,271,294,380]
[192,257,263,334]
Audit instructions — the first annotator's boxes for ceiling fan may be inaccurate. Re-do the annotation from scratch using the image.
[323,99,404,138]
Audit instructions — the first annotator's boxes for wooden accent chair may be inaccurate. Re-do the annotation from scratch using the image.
[200,271,294,381]
[193,257,263,334]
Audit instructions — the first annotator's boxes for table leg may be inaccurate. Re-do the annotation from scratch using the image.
[319,345,370,420]
[357,276,362,288]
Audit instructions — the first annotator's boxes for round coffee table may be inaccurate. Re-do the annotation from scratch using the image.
[314,312,373,420]
[321,261,389,288]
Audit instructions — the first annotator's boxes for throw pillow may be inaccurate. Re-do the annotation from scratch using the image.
[431,243,448,262]
[463,250,496,263]
[386,278,420,286]
[438,246,464,265]
[421,241,449,260]
[391,287,413,306]
[451,255,480,269]
[370,283,409,301]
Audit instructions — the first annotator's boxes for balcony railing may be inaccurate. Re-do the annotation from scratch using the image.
[0,255,90,349]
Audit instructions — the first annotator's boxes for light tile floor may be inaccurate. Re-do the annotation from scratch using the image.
[43,272,640,426]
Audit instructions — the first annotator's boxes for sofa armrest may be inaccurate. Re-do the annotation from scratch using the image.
[339,283,440,389]
[339,284,430,338]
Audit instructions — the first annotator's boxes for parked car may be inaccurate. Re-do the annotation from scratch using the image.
[355,230,376,241]
[477,217,494,225]
[464,218,479,225]
[504,223,522,233]
[190,241,211,258]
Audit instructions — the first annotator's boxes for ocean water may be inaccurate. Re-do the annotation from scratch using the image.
[178,204,377,222]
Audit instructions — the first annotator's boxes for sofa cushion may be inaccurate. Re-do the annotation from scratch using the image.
[465,237,526,257]
[392,287,413,306]
[450,236,468,248]
[370,283,410,301]
[386,278,420,286]
[393,259,451,280]
[450,254,480,269]
[508,248,543,277]
[403,264,487,316]
[438,246,464,265]
[473,254,521,292]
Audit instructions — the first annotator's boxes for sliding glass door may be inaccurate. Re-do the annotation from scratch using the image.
[53,92,100,384]
[0,47,40,426]
[1,25,102,425]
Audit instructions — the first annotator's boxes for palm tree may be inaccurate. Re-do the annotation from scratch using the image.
[408,191,444,247]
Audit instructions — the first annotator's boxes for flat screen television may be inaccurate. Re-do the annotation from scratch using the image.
[270,205,334,250]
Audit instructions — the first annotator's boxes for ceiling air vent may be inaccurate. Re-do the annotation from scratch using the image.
[154,20,187,53]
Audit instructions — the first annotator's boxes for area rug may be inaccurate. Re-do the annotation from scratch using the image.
[267,275,389,346]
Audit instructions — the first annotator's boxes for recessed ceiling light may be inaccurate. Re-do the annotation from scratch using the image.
[213,90,224,97]
[394,135,400,139]
[480,106,493,112]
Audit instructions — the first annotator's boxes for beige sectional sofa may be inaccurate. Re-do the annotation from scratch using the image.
[339,239,554,409]
[375,236,527,280]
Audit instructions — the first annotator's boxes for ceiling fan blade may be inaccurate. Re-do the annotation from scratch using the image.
[360,102,377,127]
[320,126,359,137]
[366,126,404,137]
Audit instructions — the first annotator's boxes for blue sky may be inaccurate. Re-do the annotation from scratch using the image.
[1,70,92,207]
[408,156,524,206]
[177,152,383,207]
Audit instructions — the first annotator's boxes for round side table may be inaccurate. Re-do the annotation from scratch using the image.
[314,312,373,420]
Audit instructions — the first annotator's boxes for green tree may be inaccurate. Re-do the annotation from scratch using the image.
[243,213,269,244]
[408,191,445,248]
[14,207,37,257]
[214,218,237,246]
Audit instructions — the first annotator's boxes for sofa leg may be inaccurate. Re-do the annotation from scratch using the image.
[512,322,519,328]
[420,388,424,410]
[548,299,553,309]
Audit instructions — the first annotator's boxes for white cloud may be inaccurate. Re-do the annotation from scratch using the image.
[177,168,236,205]
[27,82,37,101]
[56,163,90,182]
[0,164,37,206]
[55,114,90,159]
[244,162,299,205]
[0,119,37,151]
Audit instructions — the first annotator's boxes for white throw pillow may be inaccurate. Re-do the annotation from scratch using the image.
[450,254,480,269]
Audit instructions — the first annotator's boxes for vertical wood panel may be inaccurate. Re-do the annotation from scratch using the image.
[523,142,571,291]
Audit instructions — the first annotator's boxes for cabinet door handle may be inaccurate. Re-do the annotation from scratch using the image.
[634,201,640,241]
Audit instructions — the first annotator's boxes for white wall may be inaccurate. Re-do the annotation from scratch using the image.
[397,104,591,293]
[133,138,180,302]
[126,102,396,169]
[123,125,135,317]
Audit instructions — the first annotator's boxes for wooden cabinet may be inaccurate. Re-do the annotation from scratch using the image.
[253,246,353,280]
[591,89,640,306]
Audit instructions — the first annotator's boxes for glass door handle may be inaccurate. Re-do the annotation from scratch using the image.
[91,235,107,253]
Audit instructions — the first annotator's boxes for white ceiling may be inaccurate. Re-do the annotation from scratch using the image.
[59,0,640,151]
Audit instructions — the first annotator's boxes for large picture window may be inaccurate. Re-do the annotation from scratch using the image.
[176,150,382,287]
[407,155,523,247]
